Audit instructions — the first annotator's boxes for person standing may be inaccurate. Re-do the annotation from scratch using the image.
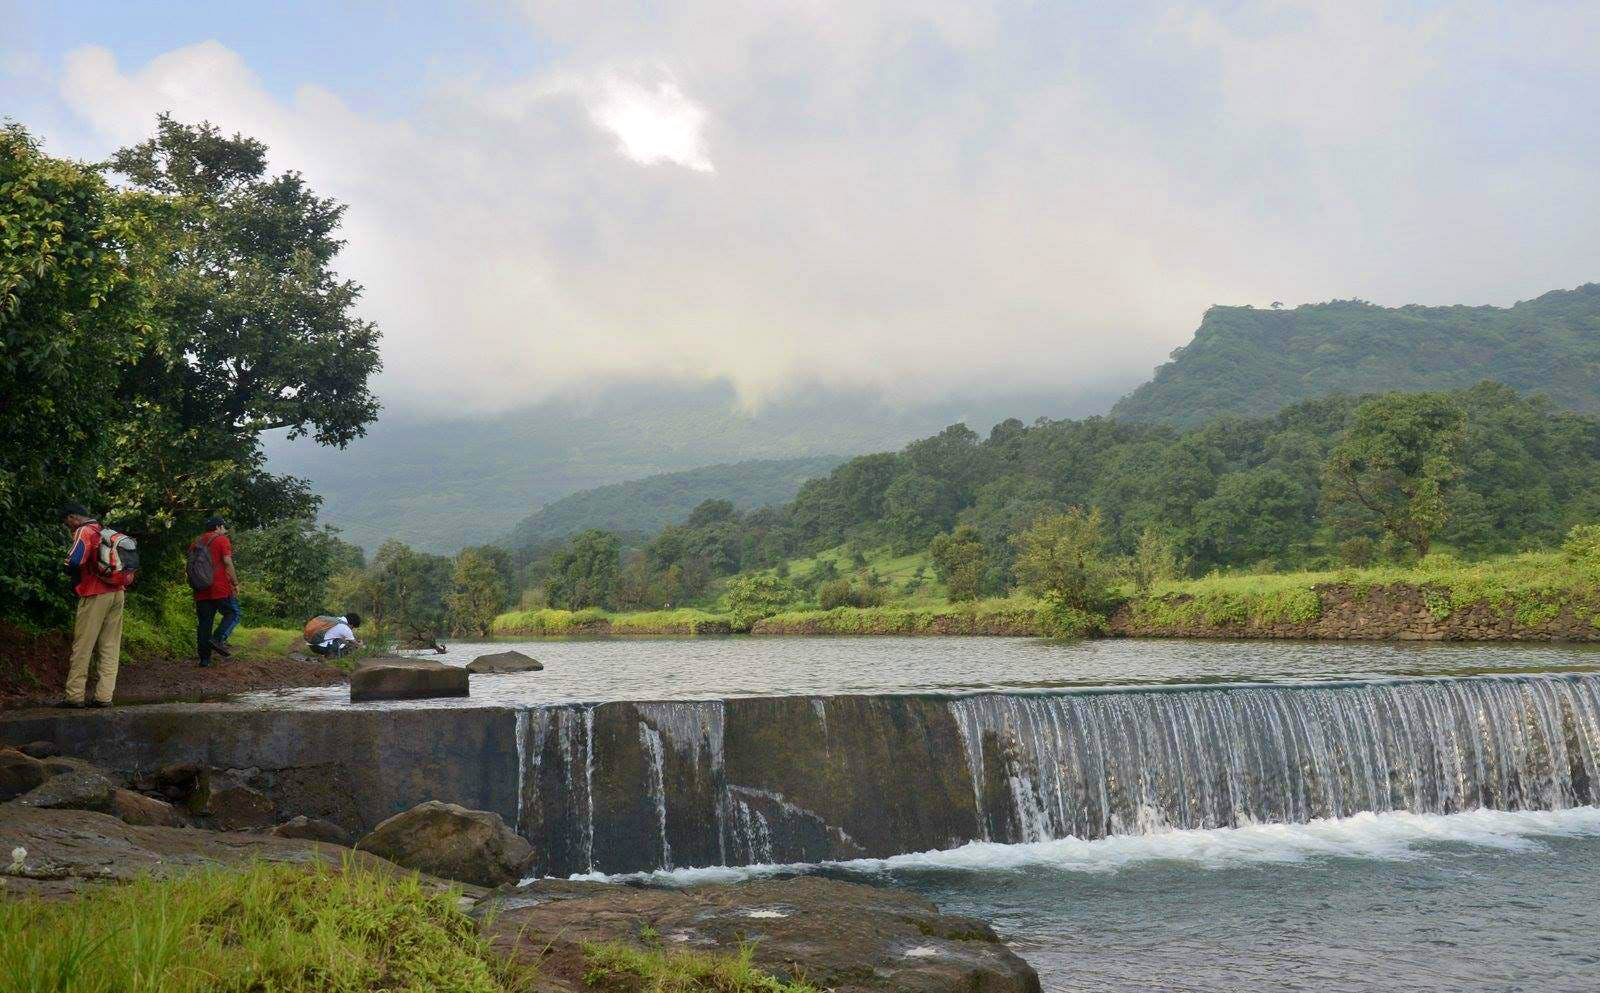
[188,515,240,667]
[61,504,125,707]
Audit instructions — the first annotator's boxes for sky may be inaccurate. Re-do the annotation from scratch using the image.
[4,0,1599,419]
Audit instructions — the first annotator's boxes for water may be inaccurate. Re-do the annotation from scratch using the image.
[607,808,1600,992]
[245,635,1600,708]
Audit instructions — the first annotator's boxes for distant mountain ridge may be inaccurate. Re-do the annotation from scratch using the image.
[501,455,847,549]
[1110,284,1600,427]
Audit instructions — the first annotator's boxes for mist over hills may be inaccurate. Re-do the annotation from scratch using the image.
[1111,284,1600,427]
[267,381,1126,552]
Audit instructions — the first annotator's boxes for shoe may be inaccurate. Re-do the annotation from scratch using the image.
[89,700,111,708]
[57,699,86,709]
[198,658,213,668]
[211,638,233,657]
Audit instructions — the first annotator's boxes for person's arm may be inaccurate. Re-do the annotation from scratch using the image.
[223,553,238,589]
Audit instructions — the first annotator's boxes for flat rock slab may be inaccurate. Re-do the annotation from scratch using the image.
[349,657,469,702]
[482,876,1041,993]
[0,804,483,901]
[466,650,544,674]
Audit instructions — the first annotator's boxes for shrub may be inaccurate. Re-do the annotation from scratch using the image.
[1564,524,1600,577]
[723,574,801,631]
[1337,536,1375,567]
[1012,507,1117,613]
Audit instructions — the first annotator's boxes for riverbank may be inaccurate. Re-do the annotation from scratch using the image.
[491,552,1600,642]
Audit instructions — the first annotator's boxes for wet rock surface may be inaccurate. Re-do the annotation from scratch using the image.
[349,657,469,701]
[108,788,184,827]
[481,876,1041,993]
[14,768,118,813]
[269,814,353,846]
[0,746,46,799]
[466,650,544,674]
[356,800,534,887]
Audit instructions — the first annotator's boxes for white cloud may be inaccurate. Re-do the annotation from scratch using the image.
[589,72,714,172]
[46,2,1600,417]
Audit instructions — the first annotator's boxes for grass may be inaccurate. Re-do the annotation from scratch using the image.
[755,596,1043,635]
[491,607,734,636]
[1134,551,1600,629]
[749,544,948,608]
[0,860,534,993]
[581,940,819,993]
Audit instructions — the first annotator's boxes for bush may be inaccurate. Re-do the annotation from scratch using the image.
[1035,591,1105,638]
[723,574,802,631]
[818,579,855,610]
[1564,524,1600,576]
[1337,536,1375,567]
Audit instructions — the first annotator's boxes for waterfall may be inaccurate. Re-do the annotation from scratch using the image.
[513,673,1600,875]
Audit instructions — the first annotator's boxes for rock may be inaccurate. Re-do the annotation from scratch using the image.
[356,800,533,887]
[139,762,209,806]
[0,803,483,901]
[481,876,1041,993]
[466,650,544,674]
[349,657,469,702]
[19,740,59,759]
[269,815,353,846]
[14,769,117,813]
[38,755,108,780]
[0,747,46,800]
[207,783,277,831]
[110,789,185,827]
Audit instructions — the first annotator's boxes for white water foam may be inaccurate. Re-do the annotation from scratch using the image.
[556,805,1600,886]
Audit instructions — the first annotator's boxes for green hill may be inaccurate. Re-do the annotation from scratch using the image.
[501,456,846,548]
[1110,284,1600,427]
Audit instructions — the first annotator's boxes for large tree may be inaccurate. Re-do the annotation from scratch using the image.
[1322,392,1467,558]
[104,115,382,545]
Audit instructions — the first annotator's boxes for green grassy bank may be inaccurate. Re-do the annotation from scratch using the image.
[0,862,814,993]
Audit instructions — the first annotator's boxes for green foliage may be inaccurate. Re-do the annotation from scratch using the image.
[1035,595,1105,638]
[1110,286,1600,427]
[0,860,532,993]
[543,529,622,610]
[1123,526,1183,593]
[1323,392,1467,558]
[723,574,801,631]
[582,940,818,993]
[1564,523,1600,578]
[338,540,453,639]
[1011,507,1118,613]
[233,518,361,624]
[929,524,986,602]
[447,549,508,637]
[1338,536,1376,567]
[754,597,1041,635]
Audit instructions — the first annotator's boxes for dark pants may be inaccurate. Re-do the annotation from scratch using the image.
[197,595,241,663]
[309,638,354,658]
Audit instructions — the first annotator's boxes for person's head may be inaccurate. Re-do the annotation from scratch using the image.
[204,514,227,534]
[344,612,362,629]
[61,503,92,529]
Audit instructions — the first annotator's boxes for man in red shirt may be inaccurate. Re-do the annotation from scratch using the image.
[191,515,241,668]
[62,503,124,707]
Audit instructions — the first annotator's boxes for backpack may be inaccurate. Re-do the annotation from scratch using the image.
[93,526,140,587]
[303,615,341,644]
[186,534,217,591]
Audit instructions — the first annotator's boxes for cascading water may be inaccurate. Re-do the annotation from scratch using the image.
[512,673,1600,876]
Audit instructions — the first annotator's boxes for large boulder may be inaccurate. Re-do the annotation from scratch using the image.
[355,801,533,887]
[0,747,46,800]
[14,769,118,813]
[349,658,469,702]
[269,815,353,846]
[18,740,59,759]
[466,650,544,674]
[110,789,185,828]
[207,782,278,831]
[482,876,1042,993]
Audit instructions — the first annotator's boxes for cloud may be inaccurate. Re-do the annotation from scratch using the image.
[45,2,1600,417]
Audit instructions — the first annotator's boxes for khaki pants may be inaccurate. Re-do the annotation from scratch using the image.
[66,590,124,705]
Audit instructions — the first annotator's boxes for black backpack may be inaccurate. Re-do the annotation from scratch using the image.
[186,533,217,591]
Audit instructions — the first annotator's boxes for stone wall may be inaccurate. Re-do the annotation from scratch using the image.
[1112,583,1600,641]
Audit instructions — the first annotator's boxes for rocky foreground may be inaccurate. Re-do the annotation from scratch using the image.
[0,741,1040,992]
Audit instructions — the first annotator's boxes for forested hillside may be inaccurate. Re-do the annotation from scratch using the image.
[501,456,845,547]
[506,382,1600,616]
[1111,285,1600,427]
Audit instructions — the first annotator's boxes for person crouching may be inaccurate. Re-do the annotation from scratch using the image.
[304,613,363,658]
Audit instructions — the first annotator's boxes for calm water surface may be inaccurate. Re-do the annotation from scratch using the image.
[247,635,1600,708]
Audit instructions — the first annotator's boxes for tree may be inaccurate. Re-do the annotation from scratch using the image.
[929,525,986,602]
[353,540,452,639]
[723,574,800,630]
[446,548,507,636]
[543,529,621,609]
[232,517,357,621]
[1,124,151,621]
[102,116,381,550]
[1011,507,1116,612]
[1191,468,1315,568]
[1124,526,1183,594]
[1323,393,1466,558]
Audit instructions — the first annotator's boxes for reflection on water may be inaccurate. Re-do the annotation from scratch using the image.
[241,635,1600,709]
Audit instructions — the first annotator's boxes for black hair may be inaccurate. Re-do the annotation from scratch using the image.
[203,514,226,530]
[345,612,363,628]
[61,503,90,519]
